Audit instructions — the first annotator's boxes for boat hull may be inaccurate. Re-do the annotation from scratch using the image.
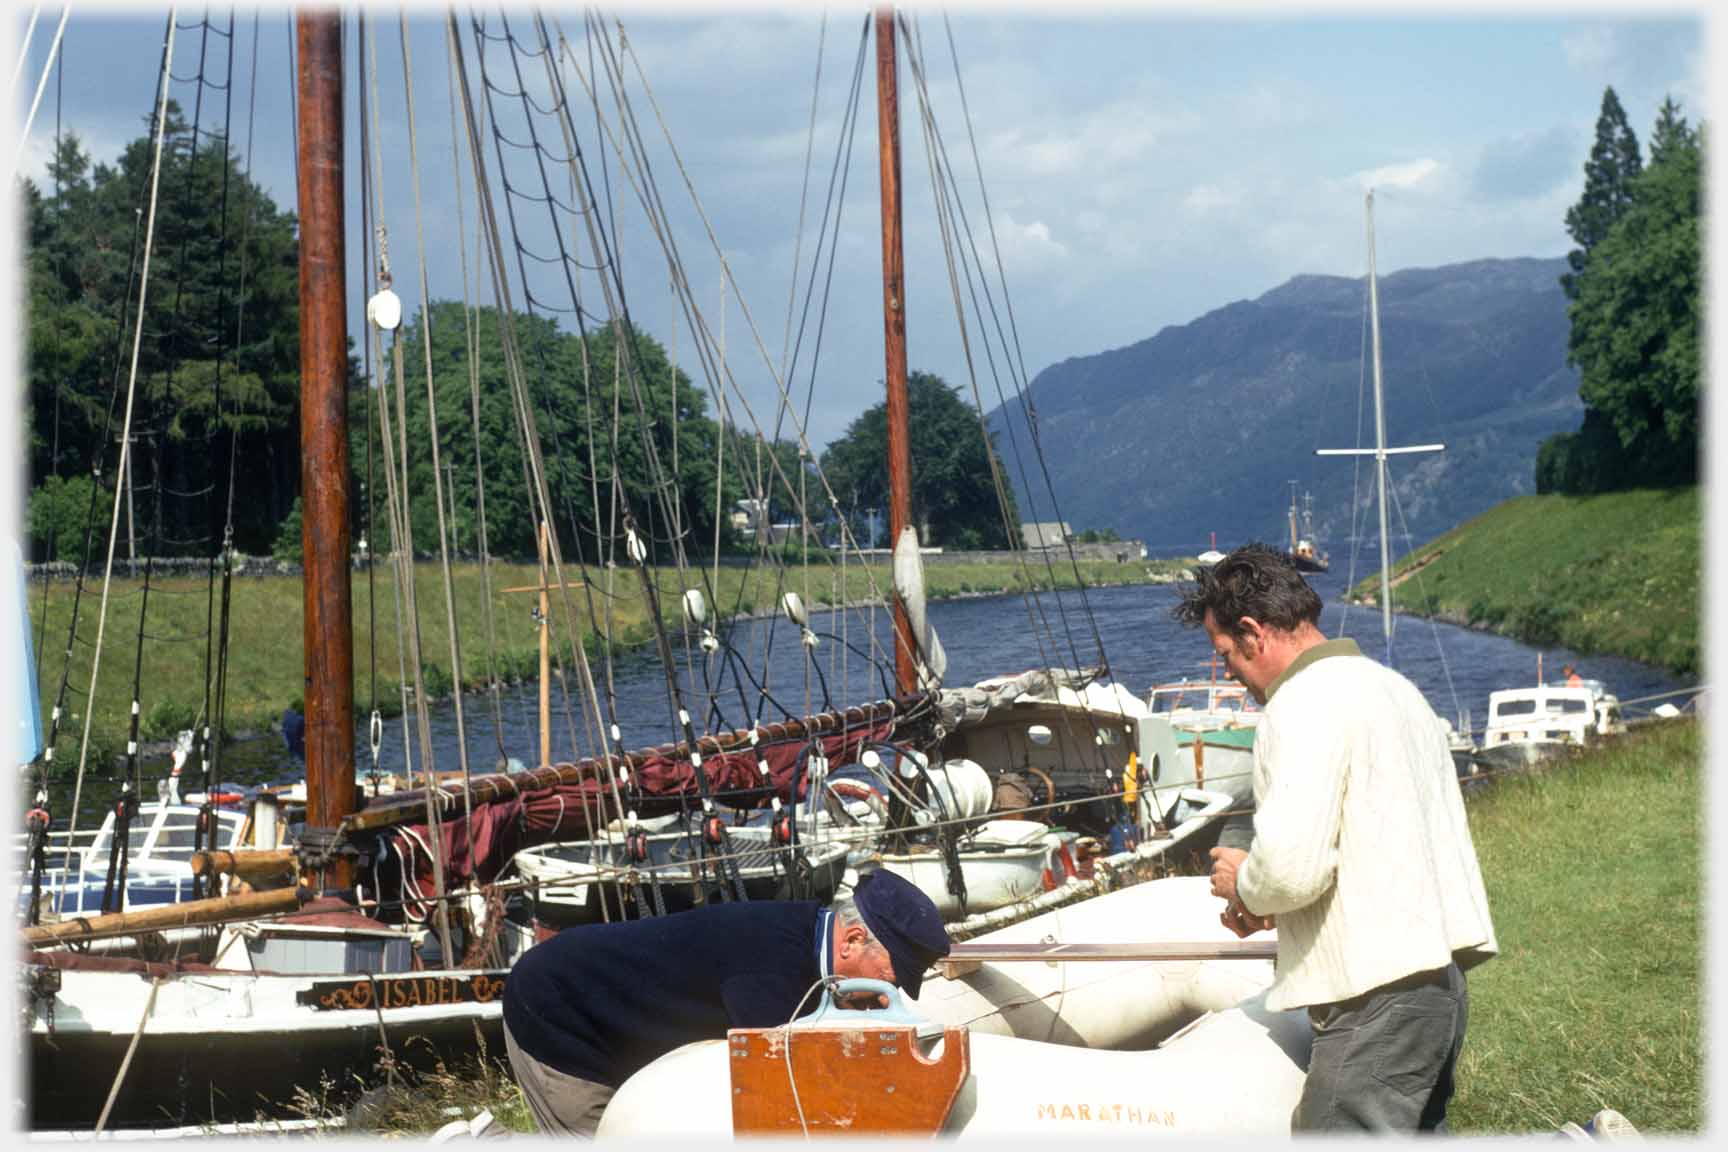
[875,843,1050,920]
[517,829,850,926]
[1475,739,1562,775]
[24,963,507,1130]
[597,993,1310,1138]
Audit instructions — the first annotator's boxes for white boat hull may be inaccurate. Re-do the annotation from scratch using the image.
[597,875,1309,1138]
[875,842,1050,919]
[597,992,1308,1139]
[24,961,507,1128]
[919,874,1274,1048]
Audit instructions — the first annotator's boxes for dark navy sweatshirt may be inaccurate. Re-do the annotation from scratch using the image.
[502,900,828,1088]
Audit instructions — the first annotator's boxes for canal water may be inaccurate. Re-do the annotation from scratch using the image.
[58,571,1691,823]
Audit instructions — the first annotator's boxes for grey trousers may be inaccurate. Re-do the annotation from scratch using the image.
[1294,962,1468,1133]
[502,1019,617,1138]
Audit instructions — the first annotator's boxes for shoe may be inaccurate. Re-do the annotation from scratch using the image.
[1583,1109,1640,1141]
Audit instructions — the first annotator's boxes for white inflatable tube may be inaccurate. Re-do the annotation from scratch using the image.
[915,874,1274,1049]
[596,991,1309,1139]
[596,876,1310,1139]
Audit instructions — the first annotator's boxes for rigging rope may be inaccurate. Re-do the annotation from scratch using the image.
[362,8,456,967]
[9,2,70,181]
[61,8,179,881]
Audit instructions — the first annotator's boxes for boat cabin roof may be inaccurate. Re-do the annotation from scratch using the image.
[1486,684,1617,723]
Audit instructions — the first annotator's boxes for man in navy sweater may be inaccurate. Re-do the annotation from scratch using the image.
[501,868,951,1137]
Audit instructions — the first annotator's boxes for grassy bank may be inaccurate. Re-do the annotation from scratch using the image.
[1449,718,1701,1133]
[1359,487,1700,677]
[26,556,1186,757]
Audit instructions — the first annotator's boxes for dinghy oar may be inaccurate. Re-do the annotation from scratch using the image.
[937,939,1277,979]
[23,885,313,946]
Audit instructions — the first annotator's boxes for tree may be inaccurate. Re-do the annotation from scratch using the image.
[1563,117,1701,487]
[25,474,109,567]
[818,372,1018,550]
[1649,95,1696,167]
[1561,87,1643,301]
[379,302,736,564]
[23,106,304,555]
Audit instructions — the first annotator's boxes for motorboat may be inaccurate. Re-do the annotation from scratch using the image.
[1478,679,1624,773]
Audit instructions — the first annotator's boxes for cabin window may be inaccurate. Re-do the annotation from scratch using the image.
[154,822,202,853]
[1495,700,1537,717]
[1098,727,1119,746]
[1555,699,1588,714]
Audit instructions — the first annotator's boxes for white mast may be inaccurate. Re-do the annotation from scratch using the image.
[1317,189,1444,663]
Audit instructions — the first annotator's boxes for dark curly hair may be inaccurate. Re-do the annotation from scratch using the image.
[1172,542,1323,639]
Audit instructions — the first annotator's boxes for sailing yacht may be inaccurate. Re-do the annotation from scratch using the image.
[1318,190,1474,776]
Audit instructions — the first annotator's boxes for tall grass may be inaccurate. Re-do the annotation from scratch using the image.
[26,556,1186,755]
[1448,718,1702,1133]
[1365,488,1699,676]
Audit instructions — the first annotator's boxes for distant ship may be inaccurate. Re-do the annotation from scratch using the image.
[1282,483,1329,574]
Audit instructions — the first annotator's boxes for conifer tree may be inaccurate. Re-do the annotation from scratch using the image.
[1561,86,1643,300]
[1649,95,1695,167]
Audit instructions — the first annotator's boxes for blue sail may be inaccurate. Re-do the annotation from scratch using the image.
[5,536,43,766]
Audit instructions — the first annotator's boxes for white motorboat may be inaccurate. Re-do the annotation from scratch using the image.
[1478,679,1624,773]
[14,793,249,922]
[1145,678,1258,810]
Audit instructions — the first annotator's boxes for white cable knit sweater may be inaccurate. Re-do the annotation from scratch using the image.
[1236,639,1498,1012]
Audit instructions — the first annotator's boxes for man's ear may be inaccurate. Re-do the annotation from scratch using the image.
[1237,616,1267,650]
[837,922,868,958]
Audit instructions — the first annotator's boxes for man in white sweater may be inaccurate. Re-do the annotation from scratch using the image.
[1175,544,1497,1133]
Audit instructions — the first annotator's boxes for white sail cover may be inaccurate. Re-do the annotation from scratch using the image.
[892,525,947,689]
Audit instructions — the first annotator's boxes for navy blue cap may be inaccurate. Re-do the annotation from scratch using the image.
[852,869,950,999]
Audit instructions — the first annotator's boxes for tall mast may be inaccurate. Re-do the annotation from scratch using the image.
[295,11,355,888]
[1365,190,1393,648]
[875,7,916,695]
[1315,189,1443,665]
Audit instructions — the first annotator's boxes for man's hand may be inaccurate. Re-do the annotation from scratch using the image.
[1209,845,1247,904]
[1219,900,1275,938]
[834,990,891,1010]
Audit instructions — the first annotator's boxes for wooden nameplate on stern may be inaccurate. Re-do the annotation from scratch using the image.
[728,1021,969,1136]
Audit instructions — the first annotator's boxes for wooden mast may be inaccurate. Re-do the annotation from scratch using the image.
[295,12,356,889]
[875,7,917,696]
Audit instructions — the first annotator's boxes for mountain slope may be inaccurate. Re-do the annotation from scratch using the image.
[988,257,1581,554]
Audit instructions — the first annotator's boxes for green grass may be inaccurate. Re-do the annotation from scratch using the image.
[281,1036,538,1137]
[26,555,1188,757]
[1361,487,1700,677]
[1447,718,1702,1134]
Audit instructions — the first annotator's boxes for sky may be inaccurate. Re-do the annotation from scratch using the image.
[3,3,1710,461]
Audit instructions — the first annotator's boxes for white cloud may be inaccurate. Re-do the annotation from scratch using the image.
[1183,184,1241,215]
[991,211,1069,270]
[1234,82,1313,129]
[1351,158,1443,193]
[983,96,1190,183]
[1562,27,1619,72]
